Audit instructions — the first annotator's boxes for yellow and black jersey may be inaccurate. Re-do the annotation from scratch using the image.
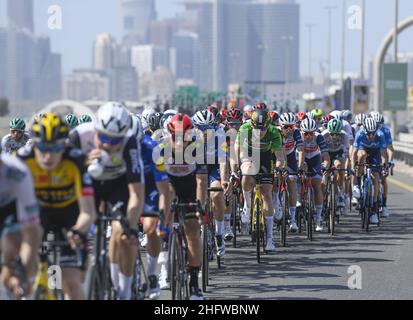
[17,145,94,209]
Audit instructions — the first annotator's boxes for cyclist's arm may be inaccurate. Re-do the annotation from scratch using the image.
[387,144,394,165]
[73,195,96,234]
[321,151,330,169]
[231,135,241,175]
[318,135,330,168]
[297,145,305,169]
[196,172,208,208]
[274,149,286,169]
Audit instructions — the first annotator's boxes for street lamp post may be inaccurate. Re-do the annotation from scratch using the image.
[391,0,399,138]
[325,5,337,93]
[360,0,366,80]
[306,24,316,93]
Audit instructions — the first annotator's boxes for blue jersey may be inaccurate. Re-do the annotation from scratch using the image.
[379,125,393,146]
[141,134,168,213]
[353,129,387,151]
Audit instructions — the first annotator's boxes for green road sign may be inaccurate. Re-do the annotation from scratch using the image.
[383,63,408,111]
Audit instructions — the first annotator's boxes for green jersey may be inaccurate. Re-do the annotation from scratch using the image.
[236,122,282,154]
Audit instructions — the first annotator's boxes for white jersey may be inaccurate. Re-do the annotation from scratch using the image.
[68,122,144,182]
[342,120,354,143]
[1,133,31,154]
[0,153,40,228]
[321,130,350,155]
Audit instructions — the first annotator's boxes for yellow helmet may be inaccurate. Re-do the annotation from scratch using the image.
[31,112,69,144]
[311,108,324,118]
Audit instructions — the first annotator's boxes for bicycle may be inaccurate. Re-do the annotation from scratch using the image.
[86,201,134,300]
[169,200,204,300]
[358,164,383,232]
[297,171,315,241]
[249,173,269,264]
[230,183,243,248]
[275,169,288,247]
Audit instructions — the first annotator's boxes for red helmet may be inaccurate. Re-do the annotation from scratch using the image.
[269,111,279,123]
[226,108,243,122]
[253,102,267,110]
[295,112,307,122]
[167,113,193,134]
[322,114,334,124]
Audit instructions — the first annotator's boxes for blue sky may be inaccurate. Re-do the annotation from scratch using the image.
[2,0,412,76]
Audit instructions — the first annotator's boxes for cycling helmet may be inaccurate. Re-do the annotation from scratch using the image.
[219,109,228,119]
[10,118,26,131]
[370,111,384,125]
[148,112,163,132]
[253,102,267,110]
[142,107,156,123]
[95,102,131,137]
[226,108,243,123]
[300,118,317,132]
[296,112,307,122]
[354,113,367,126]
[364,118,377,133]
[269,111,279,124]
[311,108,323,118]
[34,113,46,123]
[167,113,194,134]
[341,110,353,123]
[31,112,69,144]
[251,110,271,130]
[306,112,315,120]
[207,105,219,118]
[64,114,79,129]
[322,114,334,125]
[279,113,296,126]
[78,114,93,124]
[243,105,253,113]
[192,109,216,126]
[330,110,342,120]
[130,114,144,143]
[327,119,343,134]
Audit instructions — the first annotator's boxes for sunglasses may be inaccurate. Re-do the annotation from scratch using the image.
[366,131,376,137]
[282,125,294,130]
[330,133,341,137]
[196,124,216,132]
[227,122,241,127]
[98,133,123,145]
[303,132,315,137]
[10,129,24,134]
[35,142,65,153]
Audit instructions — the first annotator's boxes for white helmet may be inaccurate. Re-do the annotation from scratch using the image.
[364,118,377,133]
[164,109,178,117]
[192,109,215,126]
[142,108,156,122]
[341,110,353,123]
[306,112,315,120]
[279,113,296,126]
[330,110,342,120]
[354,113,367,126]
[96,102,131,137]
[243,105,253,113]
[300,118,317,132]
[130,114,144,143]
[370,111,384,124]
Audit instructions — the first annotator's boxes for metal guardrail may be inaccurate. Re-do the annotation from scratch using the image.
[394,141,413,166]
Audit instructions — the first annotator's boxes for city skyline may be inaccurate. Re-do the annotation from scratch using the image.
[0,0,409,77]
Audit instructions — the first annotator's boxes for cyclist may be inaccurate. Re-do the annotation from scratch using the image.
[18,113,96,300]
[252,102,268,111]
[320,115,334,132]
[295,112,307,127]
[1,118,31,154]
[300,118,330,232]
[78,114,93,124]
[156,113,207,300]
[232,109,286,251]
[0,152,42,299]
[141,107,157,124]
[352,118,388,224]
[139,126,171,298]
[68,102,145,300]
[147,112,164,135]
[311,108,324,127]
[353,113,367,136]
[321,119,351,215]
[278,113,305,232]
[370,112,393,218]
[192,109,229,257]
[64,114,79,129]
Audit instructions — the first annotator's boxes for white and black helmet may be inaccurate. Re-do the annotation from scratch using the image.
[341,110,353,123]
[354,113,367,126]
[96,102,131,137]
[192,109,215,126]
[330,110,342,120]
[279,113,296,126]
[306,112,315,120]
[142,107,156,122]
[364,118,377,133]
[300,118,317,132]
[370,111,384,124]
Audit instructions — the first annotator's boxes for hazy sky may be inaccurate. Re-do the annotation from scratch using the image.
[1,0,412,76]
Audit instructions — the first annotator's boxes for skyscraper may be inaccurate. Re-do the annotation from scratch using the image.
[121,0,157,47]
[171,31,199,82]
[93,33,117,73]
[7,0,34,33]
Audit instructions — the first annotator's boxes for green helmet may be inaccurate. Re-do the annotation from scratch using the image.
[79,114,92,124]
[311,108,323,118]
[10,118,26,130]
[64,114,79,128]
[327,118,343,134]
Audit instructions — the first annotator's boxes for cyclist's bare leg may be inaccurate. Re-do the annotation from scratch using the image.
[210,180,225,236]
[356,150,367,177]
[184,218,202,291]
[143,217,160,276]
[62,268,85,300]
[0,232,21,295]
